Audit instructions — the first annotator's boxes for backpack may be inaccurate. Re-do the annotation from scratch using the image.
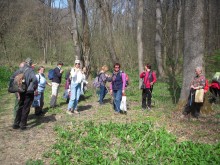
[48,69,55,80]
[8,68,28,93]
[204,79,209,94]
[93,74,101,88]
[119,71,129,87]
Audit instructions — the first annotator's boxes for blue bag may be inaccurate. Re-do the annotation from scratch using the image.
[32,95,41,107]
[48,69,55,80]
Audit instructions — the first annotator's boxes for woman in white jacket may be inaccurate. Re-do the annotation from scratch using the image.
[67,60,83,114]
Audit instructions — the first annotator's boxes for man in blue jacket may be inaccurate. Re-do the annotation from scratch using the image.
[50,61,64,108]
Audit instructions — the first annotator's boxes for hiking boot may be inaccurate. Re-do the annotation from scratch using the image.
[20,126,27,130]
[12,124,20,129]
[147,106,151,110]
[114,112,120,115]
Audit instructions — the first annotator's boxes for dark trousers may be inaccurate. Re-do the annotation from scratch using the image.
[183,89,202,118]
[142,88,152,109]
[14,92,34,127]
[99,85,108,104]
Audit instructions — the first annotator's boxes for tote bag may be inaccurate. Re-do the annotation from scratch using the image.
[195,89,204,103]
[120,96,127,111]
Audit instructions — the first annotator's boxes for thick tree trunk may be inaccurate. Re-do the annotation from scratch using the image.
[137,0,144,88]
[68,0,81,61]
[155,0,165,78]
[179,0,205,101]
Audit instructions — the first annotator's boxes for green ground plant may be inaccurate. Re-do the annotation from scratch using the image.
[45,122,220,165]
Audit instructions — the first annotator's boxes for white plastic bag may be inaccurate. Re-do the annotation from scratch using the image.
[120,96,127,111]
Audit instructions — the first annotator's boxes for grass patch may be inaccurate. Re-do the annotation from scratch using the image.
[44,122,220,164]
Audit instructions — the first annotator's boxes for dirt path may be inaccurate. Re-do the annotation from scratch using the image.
[0,94,61,165]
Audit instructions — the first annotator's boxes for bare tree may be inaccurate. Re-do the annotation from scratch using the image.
[155,0,165,78]
[137,0,144,87]
[68,0,81,61]
[96,0,118,64]
[79,0,91,76]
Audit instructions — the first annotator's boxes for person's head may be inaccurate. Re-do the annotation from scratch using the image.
[74,59,81,68]
[57,61,64,67]
[195,66,202,76]
[114,63,120,72]
[19,62,25,68]
[38,66,45,74]
[25,58,33,66]
[101,65,108,72]
[145,64,151,70]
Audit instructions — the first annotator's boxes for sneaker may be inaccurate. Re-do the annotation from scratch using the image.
[66,110,73,115]
[114,112,120,115]
[74,110,79,114]
[147,106,151,110]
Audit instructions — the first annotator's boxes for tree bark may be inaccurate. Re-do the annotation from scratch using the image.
[179,0,205,101]
[79,0,91,76]
[155,0,165,78]
[96,0,118,64]
[137,0,144,87]
[68,0,81,61]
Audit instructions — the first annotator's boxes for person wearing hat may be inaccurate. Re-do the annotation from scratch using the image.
[12,58,38,130]
[50,61,64,108]
[66,59,83,114]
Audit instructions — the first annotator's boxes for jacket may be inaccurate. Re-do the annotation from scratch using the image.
[140,71,157,88]
[52,67,63,84]
[21,64,38,93]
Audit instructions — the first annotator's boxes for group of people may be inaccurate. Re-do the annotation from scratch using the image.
[11,57,212,130]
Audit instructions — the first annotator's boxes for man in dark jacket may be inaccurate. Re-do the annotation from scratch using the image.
[50,61,64,107]
[13,58,38,130]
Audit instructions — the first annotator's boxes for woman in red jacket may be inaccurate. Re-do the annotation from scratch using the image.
[140,64,157,110]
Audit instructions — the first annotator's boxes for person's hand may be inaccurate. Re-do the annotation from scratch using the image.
[60,70,64,73]
[34,90,38,96]
[122,90,125,95]
[150,82,154,86]
[110,90,112,95]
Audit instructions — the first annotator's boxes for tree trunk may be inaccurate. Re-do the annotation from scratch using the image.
[179,0,205,101]
[96,0,118,64]
[68,0,81,61]
[79,0,91,77]
[155,0,165,78]
[137,0,144,88]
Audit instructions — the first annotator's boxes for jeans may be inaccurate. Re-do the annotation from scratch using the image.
[99,85,108,104]
[14,92,34,127]
[68,83,81,110]
[113,89,122,112]
[35,92,44,114]
[142,88,152,109]
[50,82,60,107]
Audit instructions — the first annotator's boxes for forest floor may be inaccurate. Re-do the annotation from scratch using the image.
[0,88,219,165]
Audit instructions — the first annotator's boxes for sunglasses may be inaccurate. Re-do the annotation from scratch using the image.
[114,66,119,68]
[75,63,80,65]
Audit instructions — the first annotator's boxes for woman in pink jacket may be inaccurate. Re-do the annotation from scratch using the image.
[140,64,157,110]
